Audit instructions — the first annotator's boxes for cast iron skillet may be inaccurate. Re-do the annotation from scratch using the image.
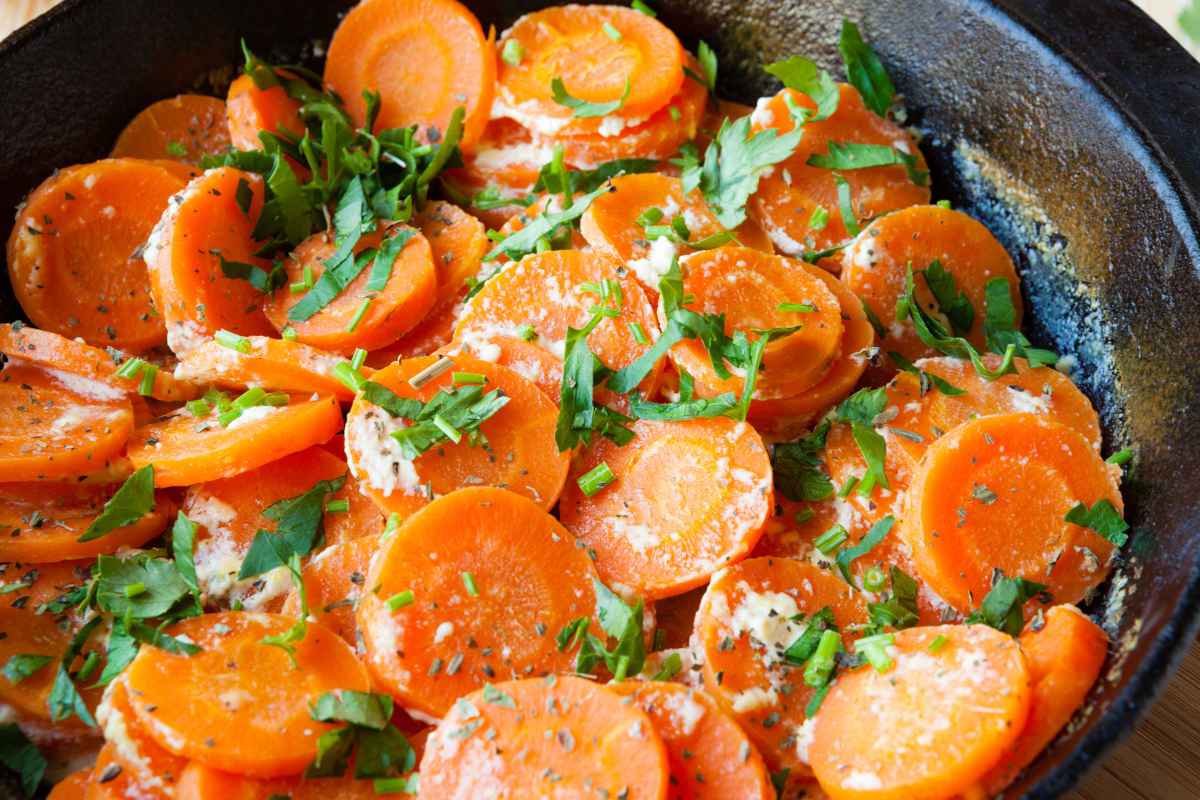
[2,0,1199,796]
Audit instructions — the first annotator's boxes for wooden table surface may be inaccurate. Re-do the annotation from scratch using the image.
[2,1,1198,797]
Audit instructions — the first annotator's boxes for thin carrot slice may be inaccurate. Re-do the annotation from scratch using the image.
[900,413,1123,614]
[225,73,305,151]
[111,94,232,165]
[0,364,133,482]
[420,675,670,798]
[175,761,385,800]
[611,680,774,799]
[357,487,601,718]
[694,557,868,775]
[747,85,930,263]
[560,417,773,600]
[324,0,496,150]
[364,292,464,367]
[144,167,277,353]
[672,247,844,400]
[280,535,375,646]
[7,159,190,352]
[324,470,387,545]
[444,334,564,403]
[415,199,488,310]
[47,768,91,800]
[174,335,365,401]
[440,117,550,226]
[88,677,188,800]
[841,204,1022,368]
[495,5,684,129]
[125,611,369,778]
[697,98,754,151]
[127,395,341,487]
[810,624,1032,800]
[263,224,437,354]
[751,496,841,560]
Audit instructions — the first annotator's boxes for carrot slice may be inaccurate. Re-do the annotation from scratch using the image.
[671,247,844,400]
[364,291,464,367]
[443,334,564,403]
[7,159,190,352]
[324,471,387,545]
[124,611,369,778]
[280,535,375,646]
[900,413,1123,614]
[694,557,868,775]
[649,586,705,650]
[324,0,496,151]
[420,675,670,798]
[111,94,232,165]
[144,167,278,353]
[810,624,1032,800]
[841,205,1022,368]
[175,761,385,800]
[357,487,600,718]
[47,768,91,800]
[611,680,774,799]
[127,394,341,487]
[415,199,488,310]
[697,98,754,151]
[345,354,567,516]
[262,224,437,354]
[439,117,550,226]
[225,73,305,151]
[559,417,773,600]
[174,336,365,401]
[495,5,684,128]
[751,496,841,561]
[88,677,188,799]
[747,85,930,263]
[488,193,589,263]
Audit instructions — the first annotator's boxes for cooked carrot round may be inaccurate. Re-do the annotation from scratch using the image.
[225,73,305,151]
[357,487,601,718]
[125,611,370,778]
[7,158,189,352]
[559,417,773,600]
[280,535,375,646]
[111,94,232,165]
[900,413,1123,613]
[610,681,774,799]
[415,199,488,310]
[324,0,496,150]
[694,557,868,776]
[175,760,383,800]
[488,193,589,262]
[90,677,189,800]
[439,118,549,228]
[127,395,342,487]
[47,768,91,800]
[444,333,565,403]
[364,291,464,366]
[420,675,670,798]
[174,335,363,401]
[810,624,1032,800]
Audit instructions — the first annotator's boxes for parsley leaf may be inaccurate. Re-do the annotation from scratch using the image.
[311,690,393,730]
[1065,499,1129,547]
[571,579,646,681]
[171,513,203,611]
[77,465,155,542]
[839,20,895,117]
[0,723,45,798]
[557,314,634,451]
[888,351,965,396]
[966,571,1049,636]
[361,381,424,418]
[764,57,840,121]
[922,261,975,336]
[834,387,888,426]
[835,516,895,583]
[389,386,510,460]
[982,278,1058,367]
[771,420,835,502]
[532,156,657,197]
[483,183,611,263]
[866,567,921,632]
[94,554,189,619]
[1,655,52,685]
[48,615,103,727]
[239,476,346,579]
[94,623,138,686]
[219,255,286,293]
[551,76,631,118]
[806,141,927,186]
[366,229,417,293]
[783,607,837,664]
[306,690,415,780]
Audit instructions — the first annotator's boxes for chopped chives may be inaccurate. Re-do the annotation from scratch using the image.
[215,329,251,354]
[632,0,656,17]
[384,512,401,535]
[794,507,814,524]
[628,321,648,345]
[281,326,298,341]
[325,499,349,513]
[114,357,146,379]
[408,356,454,389]
[217,408,242,427]
[576,462,616,497]
[808,205,830,231]
[862,565,886,592]
[374,775,419,795]
[350,348,367,371]
[854,633,895,672]
[837,476,858,497]
[668,105,681,121]
[332,362,366,393]
[636,207,664,227]
[123,581,147,598]
[461,571,479,596]
[936,199,952,209]
[76,651,100,682]
[501,39,524,67]
[777,302,815,313]
[137,363,158,396]
[432,413,461,443]
[452,371,487,385]
[233,387,266,409]
[345,298,372,332]
[387,590,415,610]
[517,324,537,342]
[813,524,848,556]
[1106,447,1133,466]
[186,398,211,418]
[927,634,948,654]
[803,629,841,687]
[602,21,622,40]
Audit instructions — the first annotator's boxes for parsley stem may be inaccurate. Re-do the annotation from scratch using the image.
[777,302,815,313]
[452,371,486,385]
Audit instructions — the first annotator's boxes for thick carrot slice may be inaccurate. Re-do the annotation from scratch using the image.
[495,5,684,129]
[324,0,496,150]
[357,487,601,718]
[0,364,133,482]
[111,94,232,165]
[88,677,188,800]
[364,291,463,367]
[280,535,375,646]
[694,557,868,775]
[262,224,437,354]
[559,417,773,599]
[611,681,774,799]
[225,73,305,151]
[144,167,277,353]
[747,85,930,262]
[127,394,341,486]
[124,611,369,778]
[420,675,670,798]
[415,199,488,310]
[7,159,190,352]
[672,248,844,400]
[174,336,365,401]
[900,413,1123,614]
[980,605,1107,794]
[841,205,1022,367]
[48,768,91,800]
[344,355,567,518]
[443,334,564,403]
[810,624,1032,800]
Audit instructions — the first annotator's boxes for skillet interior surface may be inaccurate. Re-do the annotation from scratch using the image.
[2,0,1200,796]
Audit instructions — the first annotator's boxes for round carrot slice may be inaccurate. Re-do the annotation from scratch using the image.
[495,5,684,129]
[175,760,385,800]
[324,0,496,151]
[280,535,375,646]
[900,413,1123,613]
[174,336,364,401]
[420,675,670,798]
[440,117,551,224]
[415,199,488,310]
[364,292,464,367]
[751,495,841,561]
[7,159,190,352]
[144,167,277,353]
[89,677,188,800]
[672,248,844,400]
[810,624,1032,800]
[694,557,868,776]
[841,204,1022,368]
[263,224,437,354]
[324,470,387,546]
[444,334,564,403]
[127,394,341,487]
[649,586,705,651]
[560,417,773,599]
[357,487,601,718]
[0,364,133,482]
[610,681,774,799]
[225,73,305,151]
[111,94,232,165]
[697,98,754,151]
[747,85,930,262]
[48,768,91,800]
[125,611,370,778]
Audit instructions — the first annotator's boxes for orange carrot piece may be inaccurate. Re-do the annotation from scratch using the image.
[750,495,841,561]
[415,200,488,310]
[280,535,375,646]
[810,625,1033,800]
[323,471,387,546]
[127,395,341,487]
[174,335,365,401]
[365,289,465,367]
[47,768,91,800]
[88,677,189,799]
[175,761,385,800]
[125,611,370,778]
[7,159,190,352]
[225,73,305,151]
[439,118,546,228]
[559,417,773,600]
[357,487,600,718]
[420,675,670,798]
[111,94,232,165]
[442,333,565,403]
[696,98,754,151]
[649,586,706,651]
